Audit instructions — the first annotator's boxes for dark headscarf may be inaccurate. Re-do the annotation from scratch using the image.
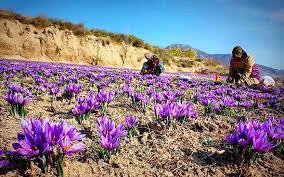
[232,46,248,59]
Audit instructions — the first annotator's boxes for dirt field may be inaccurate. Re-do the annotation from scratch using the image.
[0,59,283,177]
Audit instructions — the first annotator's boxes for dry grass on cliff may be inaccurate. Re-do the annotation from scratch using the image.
[0,9,150,50]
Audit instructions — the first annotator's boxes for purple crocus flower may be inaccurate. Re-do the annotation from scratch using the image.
[252,132,274,152]
[122,84,132,94]
[280,118,284,126]
[225,117,280,153]
[64,83,83,96]
[153,92,165,103]
[270,125,284,140]
[163,91,177,102]
[169,103,183,118]
[246,120,262,131]
[96,116,113,136]
[220,96,237,107]
[125,115,137,129]
[239,101,253,108]
[12,129,51,158]
[97,83,108,91]
[5,92,31,106]
[35,85,45,93]
[184,103,198,119]
[50,86,60,95]
[60,121,85,141]
[8,83,31,95]
[86,96,100,111]
[225,133,238,145]
[58,136,86,155]
[237,122,247,134]
[96,91,115,104]
[146,87,156,96]
[154,103,170,119]
[72,103,88,116]
[238,138,249,148]
[13,118,85,158]
[133,92,146,103]
[111,123,128,137]
[8,83,23,93]
[76,97,86,104]
[45,119,84,147]
[97,116,127,137]
[260,119,273,133]
[96,116,127,151]
[174,90,184,98]
[45,122,63,146]
[212,102,221,112]
[0,149,10,168]
[100,133,120,151]
[199,97,212,106]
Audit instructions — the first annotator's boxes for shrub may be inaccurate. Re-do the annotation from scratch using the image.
[168,48,197,59]
[203,58,222,67]
[177,59,195,68]
[30,15,52,29]
[151,47,172,65]
[73,23,88,36]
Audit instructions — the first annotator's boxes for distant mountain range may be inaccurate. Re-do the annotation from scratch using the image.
[166,44,284,78]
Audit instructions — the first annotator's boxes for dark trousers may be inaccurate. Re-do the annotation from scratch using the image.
[232,68,244,82]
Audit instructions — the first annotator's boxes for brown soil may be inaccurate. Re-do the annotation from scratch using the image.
[0,72,283,177]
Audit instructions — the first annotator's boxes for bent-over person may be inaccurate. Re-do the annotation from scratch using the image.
[226,46,260,86]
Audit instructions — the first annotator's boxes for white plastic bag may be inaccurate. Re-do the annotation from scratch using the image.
[260,76,275,86]
[179,75,192,81]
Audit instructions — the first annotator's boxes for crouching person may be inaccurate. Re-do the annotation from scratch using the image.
[226,46,260,86]
[140,53,164,76]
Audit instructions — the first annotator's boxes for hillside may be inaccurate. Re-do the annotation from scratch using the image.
[167,44,284,78]
[0,10,227,74]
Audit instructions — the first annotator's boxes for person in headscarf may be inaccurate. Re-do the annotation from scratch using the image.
[140,53,163,76]
[226,46,260,86]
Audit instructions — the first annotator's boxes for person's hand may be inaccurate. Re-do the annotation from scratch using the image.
[236,80,241,85]
[226,77,233,83]
[236,73,242,78]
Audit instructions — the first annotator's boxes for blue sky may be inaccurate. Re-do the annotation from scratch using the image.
[1,0,283,69]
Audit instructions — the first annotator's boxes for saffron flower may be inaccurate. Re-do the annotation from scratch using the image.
[225,117,283,162]
[252,132,274,152]
[63,83,83,99]
[269,125,284,140]
[220,96,237,107]
[5,92,31,117]
[280,118,284,126]
[155,102,197,122]
[0,149,10,168]
[72,95,101,124]
[96,91,115,104]
[12,117,85,175]
[239,100,253,108]
[125,115,137,129]
[96,116,127,153]
[5,92,31,106]
[154,103,170,119]
[100,133,120,151]
[58,136,86,155]
[96,91,115,114]
[50,86,60,95]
